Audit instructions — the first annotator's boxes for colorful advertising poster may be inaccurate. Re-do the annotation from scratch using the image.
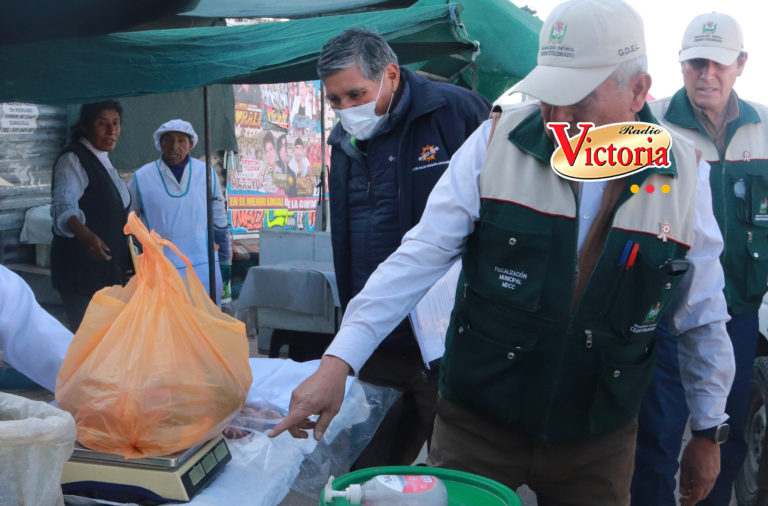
[229,81,332,238]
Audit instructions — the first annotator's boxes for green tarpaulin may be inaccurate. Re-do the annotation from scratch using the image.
[0,4,474,106]
[183,0,416,19]
[409,0,541,101]
[0,0,199,45]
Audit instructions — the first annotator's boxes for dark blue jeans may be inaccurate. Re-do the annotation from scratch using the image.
[631,312,759,506]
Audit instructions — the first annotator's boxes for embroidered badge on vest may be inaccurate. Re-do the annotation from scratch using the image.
[419,145,439,162]
[658,223,672,242]
[645,302,662,323]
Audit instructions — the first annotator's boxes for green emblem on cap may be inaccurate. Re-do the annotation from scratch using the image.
[645,302,662,323]
[703,22,717,34]
[549,22,567,44]
[761,198,767,214]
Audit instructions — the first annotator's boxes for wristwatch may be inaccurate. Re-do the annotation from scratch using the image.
[691,423,730,444]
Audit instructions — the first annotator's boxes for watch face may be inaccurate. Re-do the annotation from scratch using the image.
[715,424,730,444]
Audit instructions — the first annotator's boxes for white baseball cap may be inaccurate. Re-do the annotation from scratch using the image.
[512,0,646,106]
[153,119,198,151]
[679,13,744,66]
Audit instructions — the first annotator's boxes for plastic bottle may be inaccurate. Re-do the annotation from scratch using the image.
[324,474,448,506]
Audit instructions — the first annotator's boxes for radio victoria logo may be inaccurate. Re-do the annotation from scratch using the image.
[546,122,672,182]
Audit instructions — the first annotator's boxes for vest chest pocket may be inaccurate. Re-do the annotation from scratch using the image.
[444,313,538,423]
[589,340,657,434]
[750,176,768,226]
[746,234,768,298]
[471,219,553,313]
[606,253,686,340]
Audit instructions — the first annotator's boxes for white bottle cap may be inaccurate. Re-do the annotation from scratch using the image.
[347,484,363,504]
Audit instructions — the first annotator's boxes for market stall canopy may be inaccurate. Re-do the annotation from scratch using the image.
[408,0,541,101]
[0,0,200,45]
[0,4,474,106]
[182,0,417,18]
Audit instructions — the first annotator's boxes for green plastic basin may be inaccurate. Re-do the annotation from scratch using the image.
[319,466,522,506]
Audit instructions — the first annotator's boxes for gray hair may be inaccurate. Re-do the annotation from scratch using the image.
[317,27,399,82]
[610,54,648,92]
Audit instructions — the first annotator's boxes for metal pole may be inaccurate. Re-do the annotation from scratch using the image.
[204,86,216,303]
[319,84,327,231]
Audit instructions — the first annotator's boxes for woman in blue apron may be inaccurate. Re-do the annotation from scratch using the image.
[127,120,231,307]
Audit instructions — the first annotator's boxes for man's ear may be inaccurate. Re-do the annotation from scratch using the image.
[737,52,748,76]
[386,62,400,88]
[629,73,652,114]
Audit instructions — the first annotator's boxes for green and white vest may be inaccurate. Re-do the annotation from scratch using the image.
[650,89,768,315]
[439,101,700,444]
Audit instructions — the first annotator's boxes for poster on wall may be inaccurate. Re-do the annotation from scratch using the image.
[0,103,39,134]
[229,81,332,238]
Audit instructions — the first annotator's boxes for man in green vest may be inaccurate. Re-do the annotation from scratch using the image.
[270,1,735,504]
[634,12,768,506]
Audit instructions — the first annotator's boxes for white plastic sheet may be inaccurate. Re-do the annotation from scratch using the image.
[0,392,76,506]
[184,358,397,506]
[290,380,401,499]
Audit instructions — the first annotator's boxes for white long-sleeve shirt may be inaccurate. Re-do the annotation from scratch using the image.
[325,119,735,431]
[0,265,73,392]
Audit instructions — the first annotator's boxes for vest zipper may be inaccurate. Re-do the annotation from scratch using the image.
[543,182,630,439]
[544,202,621,435]
[720,157,730,301]
[573,211,620,316]
[566,314,575,335]
[541,184,581,441]
[361,145,374,276]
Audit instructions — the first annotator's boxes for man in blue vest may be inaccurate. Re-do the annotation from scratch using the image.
[317,28,490,468]
[634,12,768,506]
[272,2,735,504]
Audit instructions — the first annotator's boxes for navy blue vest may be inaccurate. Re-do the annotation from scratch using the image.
[347,83,416,350]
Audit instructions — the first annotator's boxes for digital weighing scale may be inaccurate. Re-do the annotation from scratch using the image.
[61,434,231,504]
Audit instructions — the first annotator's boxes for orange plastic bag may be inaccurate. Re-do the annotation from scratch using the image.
[55,212,253,458]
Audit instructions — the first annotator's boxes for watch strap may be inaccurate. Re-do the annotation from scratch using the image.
[691,423,729,444]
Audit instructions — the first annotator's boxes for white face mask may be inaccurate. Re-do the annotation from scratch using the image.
[332,76,394,141]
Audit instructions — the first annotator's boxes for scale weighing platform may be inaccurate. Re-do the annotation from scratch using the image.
[61,434,231,504]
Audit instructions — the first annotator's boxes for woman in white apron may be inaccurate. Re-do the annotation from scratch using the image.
[127,120,231,307]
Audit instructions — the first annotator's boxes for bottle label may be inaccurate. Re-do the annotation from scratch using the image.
[376,475,437,493]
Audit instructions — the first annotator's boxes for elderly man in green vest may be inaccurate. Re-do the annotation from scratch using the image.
[270,1,735,504]
[634,12,768,506]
